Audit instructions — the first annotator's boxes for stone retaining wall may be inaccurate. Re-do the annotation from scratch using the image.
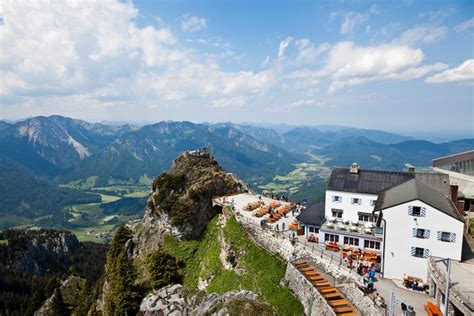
[285,263,337,316]
[338,283,384,316]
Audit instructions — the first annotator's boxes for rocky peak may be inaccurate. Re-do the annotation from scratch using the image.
[132,152,243,256]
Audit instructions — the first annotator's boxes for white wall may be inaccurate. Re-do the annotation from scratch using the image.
[325,190,378,223]
[381,200,464,281]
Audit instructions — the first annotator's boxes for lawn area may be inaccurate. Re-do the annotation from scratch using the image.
[162,208,304,315]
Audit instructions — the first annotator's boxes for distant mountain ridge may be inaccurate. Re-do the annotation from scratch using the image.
[0,115,471,186]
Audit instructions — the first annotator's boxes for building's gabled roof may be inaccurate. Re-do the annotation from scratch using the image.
[296,201,326,226]
[326,168,414,195]
[374,178,463,222]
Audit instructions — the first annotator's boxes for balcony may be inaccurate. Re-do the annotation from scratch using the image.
[321,218,383,240]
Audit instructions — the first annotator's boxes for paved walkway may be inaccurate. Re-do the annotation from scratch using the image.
[375,278,429,316]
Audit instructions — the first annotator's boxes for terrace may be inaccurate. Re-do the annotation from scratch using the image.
[320,218,383,240]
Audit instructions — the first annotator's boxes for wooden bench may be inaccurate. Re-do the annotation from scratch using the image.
[299,266,315,272]
[303,271,319,276]
[323,292,344,299]
[425,301,442,316]
[308,275,325,281]
[319,287,337,294]
[334,306,354,313]
[337,312,357,316]
[313,281,330,287]
[329,299,349,307]
[293,259,308,265]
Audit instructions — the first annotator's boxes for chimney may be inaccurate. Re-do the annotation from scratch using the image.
[450,184,459,204]
[350,163,360,174]
[456,200,465,218]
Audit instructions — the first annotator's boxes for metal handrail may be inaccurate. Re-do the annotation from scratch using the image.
[428,257,474,311]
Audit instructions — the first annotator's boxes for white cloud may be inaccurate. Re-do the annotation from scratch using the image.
[454,17,474,32]
[0,0,274,114]
[321,41,447,93]
[181,14,208,33]
[394,26,448,46]
[212,96,247,108]
[418,8,456,21]
[425,59,474,83]
[294,39,330,64]
[331,6,380,35]
[272,99,329,112]
[278,37,293,61]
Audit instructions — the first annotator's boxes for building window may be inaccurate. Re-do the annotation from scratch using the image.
[344,236,359,246]
[412,228,430,239]
[411,247,429,258]
[370,200,377,206]
[325,233,339,242]
[437,231,456,243]
[351,198,362,205]
[416,229,425,238]
[332,209,343,218]
[364,240,381,250]
[412,206,421,216]
[332,196,342,202]
[309,227,315,233]
[358,213,377,222]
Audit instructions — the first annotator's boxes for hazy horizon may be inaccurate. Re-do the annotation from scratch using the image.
[1,0,473,135]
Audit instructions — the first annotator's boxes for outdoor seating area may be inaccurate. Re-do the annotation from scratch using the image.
[288,220,298,230]
[253,205,271,217]
[293,259,358,315]
[402,274,426,292]
[325,241,339,251]
[322,219,380,236]
[244,200,264,211]
[266,204,292,222]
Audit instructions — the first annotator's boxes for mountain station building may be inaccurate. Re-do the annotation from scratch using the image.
[297,163,465,282]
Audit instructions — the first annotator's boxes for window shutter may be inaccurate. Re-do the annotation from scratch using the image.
[420,207,427,217]
[412,228,417,237]
[424,229,430,239]
[423,248,430,258]
[450,233,456,243]
[437,231,442,241]
[411,247,416,256]
[408,206,413,216]
[358,199,362,205]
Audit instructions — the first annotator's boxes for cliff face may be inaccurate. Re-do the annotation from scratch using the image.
[1,229,80,275]
[132,152,242,256]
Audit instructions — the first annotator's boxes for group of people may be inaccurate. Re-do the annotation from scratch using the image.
[402,274,425,292]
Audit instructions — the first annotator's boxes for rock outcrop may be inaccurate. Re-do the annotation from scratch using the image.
[35,276,87,316]
[7,229,80,275]
[133,152,242,256]
[140,284,275,315]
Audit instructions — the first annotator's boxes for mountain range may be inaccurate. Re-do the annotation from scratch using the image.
[0,115,472,183]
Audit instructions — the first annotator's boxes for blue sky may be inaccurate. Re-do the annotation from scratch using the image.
[0,0,473,136]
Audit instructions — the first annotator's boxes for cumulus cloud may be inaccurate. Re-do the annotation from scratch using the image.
[454,17,474,32]
[321,42,447,93]
[181,14,208,33]
[0,0,273,114]
[425,59,474,83]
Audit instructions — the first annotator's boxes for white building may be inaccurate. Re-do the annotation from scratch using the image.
[374,178,464,281]
[317,163,414,254]
[310,163,464,282]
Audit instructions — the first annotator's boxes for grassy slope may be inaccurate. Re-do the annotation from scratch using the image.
[163,208,304,315]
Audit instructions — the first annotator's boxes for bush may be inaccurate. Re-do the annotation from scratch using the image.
[145,249,183,289]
